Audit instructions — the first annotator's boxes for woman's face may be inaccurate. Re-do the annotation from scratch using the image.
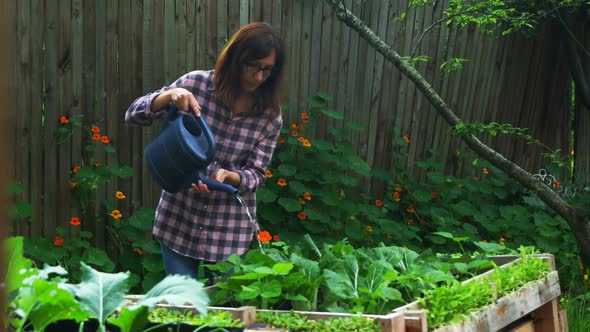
[241,49,276,93]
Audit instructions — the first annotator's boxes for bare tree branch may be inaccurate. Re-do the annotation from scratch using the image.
[324,0,590,265]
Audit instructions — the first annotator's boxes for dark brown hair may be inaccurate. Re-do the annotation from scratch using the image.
[214,22,285,117]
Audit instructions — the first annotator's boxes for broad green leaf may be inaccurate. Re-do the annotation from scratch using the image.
[143,254,165,273]
[450,200,477,217]
[260,279,283,299]
[321,109,344,120]
[70,263,130,326]
[257,187,278,203]
[307,96,325,108]
[110,164,134,178]
[272,262,294,274]
[82,247,115,272]
[412,190,432,203]
[8,201,33,220]
[104,145,116,153]
[288,181,308,195]
[6,181,24,195]
[316,92,333,101]
[277,164,297,176]
[20,279,89,331]
[431,231,454,239]
[278,197,302,212]
[5,236,34,294]
[108,306,150,332]
[24,237,67,265]
[139,275,209,315]
[238,283,262,300]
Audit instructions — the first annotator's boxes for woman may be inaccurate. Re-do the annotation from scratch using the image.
[125,22,285,284]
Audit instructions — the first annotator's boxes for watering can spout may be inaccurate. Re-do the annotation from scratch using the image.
[144,104,239,194]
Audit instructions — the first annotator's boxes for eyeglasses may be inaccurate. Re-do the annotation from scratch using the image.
[244,61,275,78]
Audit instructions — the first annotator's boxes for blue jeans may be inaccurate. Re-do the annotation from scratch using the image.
[160,242,219,286]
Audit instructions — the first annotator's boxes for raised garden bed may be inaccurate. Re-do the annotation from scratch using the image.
[394,253,566,332]
[126,253,565,332]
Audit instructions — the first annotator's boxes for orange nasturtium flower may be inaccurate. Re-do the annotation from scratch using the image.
[291,130,299,137]
[60,116,70,124]
[406,206,415,213]
[375,199,383,208]
[111,209,123,220]
[278,136,285,144]
[95,162,101,167]
[258,230,272,243]
[393,192,401,202]
[277,178,287,187]
[298,136,306,143]
[403,135,410,143]
[304,192,311,201]
[366,226,373,232]
[291,123,298,130]
[386,234,393,239]
[303,139,312,147]
[91,126,100,133]
[554,180,561,187]
[297,211,307,220]
[115,191,126,199]
[457,184,463,188]
[92,133,101,141]
[301,112,309,124]
[70,217,81,226]
[73,166,80,173]
[266,170,273,178]
[100,136,110,144]
[53,236,64,247]
[273,235,280,242]
[298,198,306,205]
[70,182,77,188]
[483,167,489,175]
[394,185,403,192]
[133,248,144,255]
[407,219,414,225]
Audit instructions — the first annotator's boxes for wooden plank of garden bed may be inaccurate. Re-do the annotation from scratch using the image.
[255,309,405,332]
[432,271,561,332]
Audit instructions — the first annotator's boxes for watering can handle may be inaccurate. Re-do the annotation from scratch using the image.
[188,106,216,161]
[197,171,239,195]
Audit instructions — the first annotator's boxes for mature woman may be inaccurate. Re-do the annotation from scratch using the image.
[125,22,285,284]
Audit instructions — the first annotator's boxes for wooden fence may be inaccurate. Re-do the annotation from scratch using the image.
[11,0,587,247]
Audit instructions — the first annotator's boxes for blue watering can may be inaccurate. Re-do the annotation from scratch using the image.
[144,104,239,194]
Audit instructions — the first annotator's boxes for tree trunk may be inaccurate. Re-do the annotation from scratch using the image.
[324,0,590,267]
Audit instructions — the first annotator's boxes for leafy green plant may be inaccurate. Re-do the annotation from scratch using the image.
[256,311,380,332]
[6,236,209,332]
[419,247,551,328]
[148,308,244,328]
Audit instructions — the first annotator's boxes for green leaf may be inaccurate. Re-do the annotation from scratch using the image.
[21,279,89,331]
[82,247,115,272]
[307,96,326,108]
[6,181,24,195]
[143,254,165,273]
[70,263,130,326]
[110,164,134,178]
[108,306,150,332]
[412,190,432,203]
[321,109,344,120]
[431,231,454,239]
[272,262,294,274]
[138,275,209,315]
[316,92,333,101]
[257,187,278,203]
[104,145,116,153]
[288,181,308,195]
[5,236,34,294]
[8,201,32,220]
[450,200,477,217]
[260,279,283,299]
[278,197,302,212]
[277,164,297,176]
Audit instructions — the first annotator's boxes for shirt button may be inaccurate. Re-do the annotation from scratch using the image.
[213,161,218,165]
[199,226,203,230]
[225,120,231,124]
[204,205,208,209]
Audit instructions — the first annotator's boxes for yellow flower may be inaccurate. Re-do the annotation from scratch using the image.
[277,178,287,187]
[115,191,126,199]
[110,209,123,220]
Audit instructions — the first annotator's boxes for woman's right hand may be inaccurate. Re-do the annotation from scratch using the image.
[152,87,201,116]
[169,88,201,116]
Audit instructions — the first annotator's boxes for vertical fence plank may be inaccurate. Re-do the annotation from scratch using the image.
[93,0,107,247]
[141,0,155,211]
[70,0,83,241]
[57,0,73,237]
[16,0,31,237]
[43,0,59,239]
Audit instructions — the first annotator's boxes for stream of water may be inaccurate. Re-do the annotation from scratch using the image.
[235,194,264,253]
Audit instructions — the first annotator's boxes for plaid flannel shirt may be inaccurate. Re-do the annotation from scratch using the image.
[125,70,282,262]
